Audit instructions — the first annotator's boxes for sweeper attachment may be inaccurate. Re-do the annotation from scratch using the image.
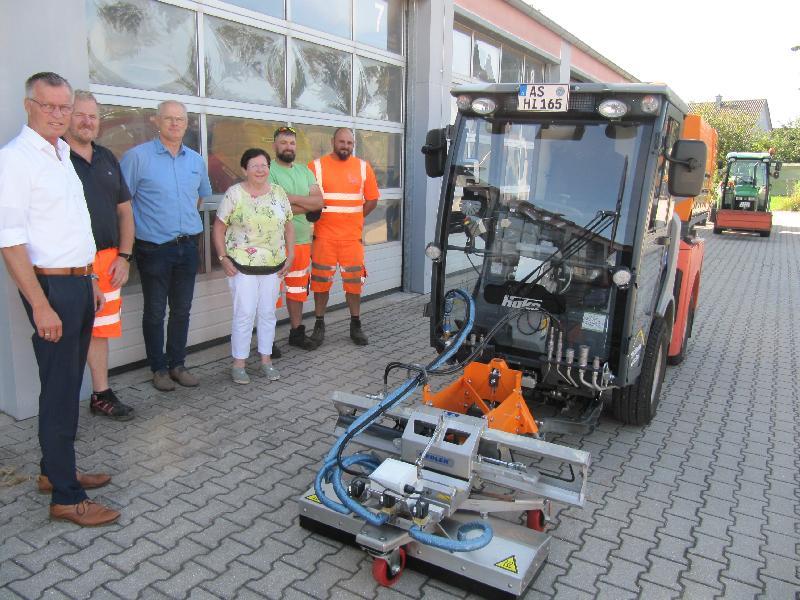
[298,290,589,597]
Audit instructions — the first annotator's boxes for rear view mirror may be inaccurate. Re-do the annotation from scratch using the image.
[422,128,447,178]
[668,140,707,197]
[717,159,724,171]
[773,161,782,178]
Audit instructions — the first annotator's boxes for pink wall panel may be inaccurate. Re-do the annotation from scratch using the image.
[455,0,633,82]
[571,45,629,83]
[455,0,562,57]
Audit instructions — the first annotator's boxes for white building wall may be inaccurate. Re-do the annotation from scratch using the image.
[0,0,92,419]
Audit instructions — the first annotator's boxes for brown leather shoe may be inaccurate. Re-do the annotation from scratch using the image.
[37,472,112,493]
[153,369,177,391]
[169,366,198,387]
[50,500,120,526]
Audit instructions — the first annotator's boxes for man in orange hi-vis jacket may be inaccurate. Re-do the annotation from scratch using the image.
[307,128,379,346]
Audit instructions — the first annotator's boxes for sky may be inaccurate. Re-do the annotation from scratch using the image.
[530,0,800,127]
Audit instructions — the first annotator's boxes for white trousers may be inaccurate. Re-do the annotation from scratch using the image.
[227,271,280,359]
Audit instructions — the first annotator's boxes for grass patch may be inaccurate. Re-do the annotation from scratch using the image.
[772,181,800,211]
[771,196,792,210]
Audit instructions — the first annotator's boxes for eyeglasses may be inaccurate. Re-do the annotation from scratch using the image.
[28,97,74,115]
[273,126,296,138]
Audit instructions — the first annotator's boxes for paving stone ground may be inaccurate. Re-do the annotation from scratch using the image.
[1,213,799,600]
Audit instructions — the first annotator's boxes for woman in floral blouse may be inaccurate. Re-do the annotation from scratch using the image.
[212,148,295,384]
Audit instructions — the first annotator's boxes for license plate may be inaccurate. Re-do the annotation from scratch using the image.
[738,201,751,209]
[518,84,569,112]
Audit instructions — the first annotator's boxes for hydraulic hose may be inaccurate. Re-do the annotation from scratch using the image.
[409,520,493,552]
[314,454,380,516]
[314,289,477,529]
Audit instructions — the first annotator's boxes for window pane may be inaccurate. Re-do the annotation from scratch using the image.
[452,27,471,76]
[87,0,198,94]
[525,55,546,83]
[206,115,284,194]
[501,47,524,83]
[355,0,402,53]
[290,0,351,39]
[205,15,286,106]
[222,0,284,19]
[291,39,352,115]
[96,105,200,159]
[473,37,500,83]
[293,123,337,167]
[97,104,202,284]
[355,56,402,122]
[356,130,401,188]
[364,197,400,244]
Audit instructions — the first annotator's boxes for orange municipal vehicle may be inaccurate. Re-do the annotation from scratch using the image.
[299,84,716,599]
[668,115,717,365]
[423,84,715,430]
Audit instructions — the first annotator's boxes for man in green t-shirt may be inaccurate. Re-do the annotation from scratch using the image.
[269,127,324,350]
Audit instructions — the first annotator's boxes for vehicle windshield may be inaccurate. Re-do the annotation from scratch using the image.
[440,115,650,360]
[728,159,767,188]
[723,159,769,208]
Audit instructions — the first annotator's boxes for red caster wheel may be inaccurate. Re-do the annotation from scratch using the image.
[371,546,406,587]
[526,509,545,531]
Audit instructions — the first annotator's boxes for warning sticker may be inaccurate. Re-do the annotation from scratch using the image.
[305,494,321,504]
[495,555,518,574]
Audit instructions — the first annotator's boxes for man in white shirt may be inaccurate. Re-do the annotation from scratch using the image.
[0,72,120,526]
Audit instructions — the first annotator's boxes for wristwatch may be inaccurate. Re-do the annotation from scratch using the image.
[118,252,133,262]
[218,255,229,262]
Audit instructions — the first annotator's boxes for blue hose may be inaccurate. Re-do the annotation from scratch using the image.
[313,289,489,552]
[409,520,494,552]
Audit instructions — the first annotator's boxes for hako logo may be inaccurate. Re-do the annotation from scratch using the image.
[501,294,542,310]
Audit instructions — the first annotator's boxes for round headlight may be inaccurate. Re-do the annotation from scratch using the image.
[471,97,497,115]
[456,95,472,111]
[611,268,632,289]
[598,99,629,119]
[425,242,443,262]
[641,95,660,114]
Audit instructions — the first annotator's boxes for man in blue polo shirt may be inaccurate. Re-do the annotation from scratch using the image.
[120,100,211,391]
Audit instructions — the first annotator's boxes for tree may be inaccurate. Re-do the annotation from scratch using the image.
[691,105,768,166]
[764,119,800,162]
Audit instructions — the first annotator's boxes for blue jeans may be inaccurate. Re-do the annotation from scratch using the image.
[135,237,199,373]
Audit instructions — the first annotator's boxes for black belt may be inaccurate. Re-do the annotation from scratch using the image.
[136,235,196,247]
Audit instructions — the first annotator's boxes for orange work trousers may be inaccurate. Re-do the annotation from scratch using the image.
[93,248,123,338]
[310,238,366,294]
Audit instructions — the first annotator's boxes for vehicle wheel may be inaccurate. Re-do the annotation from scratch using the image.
[713,227,722,235]
[372,547,406,587]
[667,304,694,366]
[759,230,771,238]
[526,509,545,531]
[613,317,669,426]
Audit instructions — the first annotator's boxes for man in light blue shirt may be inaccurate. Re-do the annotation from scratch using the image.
[121,100,211,391]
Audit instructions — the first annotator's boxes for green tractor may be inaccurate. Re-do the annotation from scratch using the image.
[713,152,781,237]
